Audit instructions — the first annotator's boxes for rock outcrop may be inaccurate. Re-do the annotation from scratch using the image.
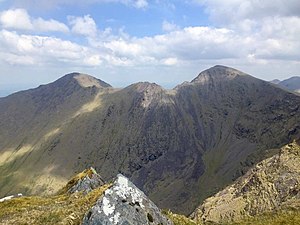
[82,174,173,225]
[193,140,300,224]
[61,167,105,194]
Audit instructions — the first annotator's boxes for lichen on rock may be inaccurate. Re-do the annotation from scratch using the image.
[82,174,174,225]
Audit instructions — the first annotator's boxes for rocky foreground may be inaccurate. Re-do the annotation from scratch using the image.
[0,168,174,225]
[1,140,300,224]
[193,139,300,224]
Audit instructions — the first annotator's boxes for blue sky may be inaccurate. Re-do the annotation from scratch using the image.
[0,0,300,96]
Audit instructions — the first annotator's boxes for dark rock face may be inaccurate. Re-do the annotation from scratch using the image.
[82,174,173,225]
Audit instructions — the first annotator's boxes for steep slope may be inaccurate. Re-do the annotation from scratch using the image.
[193,139,300,224]
[0,72,112,195]
[0,66,300,215]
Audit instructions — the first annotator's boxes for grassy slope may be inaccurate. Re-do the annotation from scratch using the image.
[0,184,110,225]
[166,210,300,225]
[229,209,300,225]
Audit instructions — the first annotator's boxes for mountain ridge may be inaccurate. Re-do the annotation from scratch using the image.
[193,139,300,224]
[0,65,299,215]
[270,76,300,94]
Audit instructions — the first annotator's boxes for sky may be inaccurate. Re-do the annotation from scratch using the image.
[0,0,300,96]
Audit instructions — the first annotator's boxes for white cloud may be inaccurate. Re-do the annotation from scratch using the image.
[0,8,33,30]
[162,20,179,32]
[133,0,148,9]
[0,3,299,82]
[162,57,179,66]
[195,0,300,23]
[0,29,100,66]
[0,8,69,33]
[68,15,97,37]
[33,18,69,33]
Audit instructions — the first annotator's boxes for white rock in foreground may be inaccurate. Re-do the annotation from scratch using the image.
[82,174,173,225]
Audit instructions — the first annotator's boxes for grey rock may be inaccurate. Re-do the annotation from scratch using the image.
[82,174,173,225]
[68,167,105,194]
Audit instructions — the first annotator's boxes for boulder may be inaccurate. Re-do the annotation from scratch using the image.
[82,174,173,225]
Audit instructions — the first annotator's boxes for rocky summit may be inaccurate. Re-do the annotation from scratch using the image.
[193,139,300,224]
[82,174,173,225]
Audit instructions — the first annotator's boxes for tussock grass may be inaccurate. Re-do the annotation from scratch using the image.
[229,209,300,225]
[165,209,300,225]
[58,168,97,195]
[164,210,199,225]
[0,183,111,225]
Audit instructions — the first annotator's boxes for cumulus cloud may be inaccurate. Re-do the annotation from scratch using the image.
[0,3,299,76]
[68,15,97,37]
[0,29,100,66]
[0,8,69,33]
[162,20,179,32]
[33,18,69,33]
[195,0,300,23]
[0,8,33,30]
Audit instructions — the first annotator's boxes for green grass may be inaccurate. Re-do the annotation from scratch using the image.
[0,183,111,225]
[164,210,199,225]
[166,209,300,225]
[228,209,300,225]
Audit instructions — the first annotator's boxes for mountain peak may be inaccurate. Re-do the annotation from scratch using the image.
[191,65,248,84]
[54,72,111,89]
[73,73,111,88]
[129,82,163,92]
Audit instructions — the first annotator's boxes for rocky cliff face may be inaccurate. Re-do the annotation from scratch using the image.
[83,174,173,225]
[193,140,300,224]
[0,66,299,215]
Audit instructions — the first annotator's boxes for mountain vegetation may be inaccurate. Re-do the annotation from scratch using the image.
[1,140,300,225]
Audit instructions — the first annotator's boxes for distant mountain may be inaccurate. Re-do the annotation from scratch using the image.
[270,76,300,93]
[193,139,300,224]
[270,79,281,84]
[0,66,299,215]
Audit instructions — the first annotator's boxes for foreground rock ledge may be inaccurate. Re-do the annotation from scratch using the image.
[193,140,300,224]
[82,174,173,225]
